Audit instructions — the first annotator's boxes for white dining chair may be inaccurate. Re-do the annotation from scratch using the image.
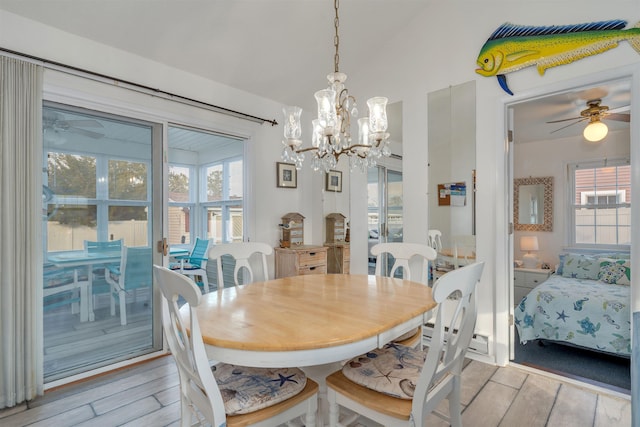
[427,229,443,278]
[452,234,476,268]
[370,242,437,285]
[326,261,485,427]
[370,242,437,347]
[207,242,272,289]
[153,266,318,427]
[427,229,443,252]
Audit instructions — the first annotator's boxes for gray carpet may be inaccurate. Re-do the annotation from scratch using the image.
[513,330,630,393]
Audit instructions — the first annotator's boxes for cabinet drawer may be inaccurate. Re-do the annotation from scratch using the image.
[298,250,326,267]
[298,265,327,275]
[514,269,552,290]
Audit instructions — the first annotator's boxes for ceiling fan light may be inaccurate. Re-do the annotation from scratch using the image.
[583,121,608,142]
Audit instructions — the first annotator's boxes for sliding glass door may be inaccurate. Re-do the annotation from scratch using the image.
[167,125,245,289]
[42,102,163,382]
[367,166,403,275]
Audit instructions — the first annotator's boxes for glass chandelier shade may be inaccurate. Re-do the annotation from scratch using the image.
[283,106,302,142]
[357,117,370,148]
[279,0,391,172]
[315,89,338,132]
[367,97,388,134]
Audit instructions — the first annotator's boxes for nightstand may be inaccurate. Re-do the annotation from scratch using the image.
[514,267,553,304]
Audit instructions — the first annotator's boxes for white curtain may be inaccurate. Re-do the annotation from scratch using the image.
[0,56,44,408]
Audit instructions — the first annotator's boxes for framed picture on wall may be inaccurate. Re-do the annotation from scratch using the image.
[276,162,297,188]
[326,170,342,192]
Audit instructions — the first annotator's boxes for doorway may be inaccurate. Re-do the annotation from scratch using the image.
[506,75,633,392]
[43,102,164,383]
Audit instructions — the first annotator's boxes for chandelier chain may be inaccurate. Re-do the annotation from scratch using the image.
[334,0,340,73]
[280,0,390,172]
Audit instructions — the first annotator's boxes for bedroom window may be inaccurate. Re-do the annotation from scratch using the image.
[569,159,631,247]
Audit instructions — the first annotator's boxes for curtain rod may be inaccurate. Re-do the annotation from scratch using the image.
[1,47,279,126]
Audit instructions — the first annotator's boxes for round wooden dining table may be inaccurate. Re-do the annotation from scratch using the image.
[181,273,436,368]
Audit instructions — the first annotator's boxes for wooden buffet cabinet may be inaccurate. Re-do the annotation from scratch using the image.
[325,242,350,274]
[274,245,328,278]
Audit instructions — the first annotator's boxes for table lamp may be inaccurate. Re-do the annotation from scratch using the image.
[520,236,539,269]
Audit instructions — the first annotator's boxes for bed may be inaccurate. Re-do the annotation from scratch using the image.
[514,252,631,357]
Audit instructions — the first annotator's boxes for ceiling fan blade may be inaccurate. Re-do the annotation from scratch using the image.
[546,116,582,124]
[550,117,588,134]
[607,105,630,114]
[67,127,104,139]
[64,119,104,128]
[604,113,630,122]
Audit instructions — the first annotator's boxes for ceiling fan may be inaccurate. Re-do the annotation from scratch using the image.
[43,110,105,140]
[547,99,630,141]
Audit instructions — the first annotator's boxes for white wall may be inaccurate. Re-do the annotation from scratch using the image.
[346,3,640,365]
[513,128,631,267]
[2,3,640,367]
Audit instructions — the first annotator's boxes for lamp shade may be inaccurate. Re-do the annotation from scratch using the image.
[520,236,539,252]
[583,120,608,142]
[520,236,539,268]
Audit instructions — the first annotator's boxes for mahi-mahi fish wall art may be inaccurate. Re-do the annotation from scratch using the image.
[475,19,640,95]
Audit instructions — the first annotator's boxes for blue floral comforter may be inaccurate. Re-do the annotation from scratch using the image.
[515,274,630,356]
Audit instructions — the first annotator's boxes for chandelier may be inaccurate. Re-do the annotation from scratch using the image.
[281,0,391,172]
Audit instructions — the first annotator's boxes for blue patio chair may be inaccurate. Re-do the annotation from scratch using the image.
[84,239,124,314]
[84,239,124,254]
[84,238,123,281]
[106,246,153,325]
[43,263,81,313]
[170,237,210,292]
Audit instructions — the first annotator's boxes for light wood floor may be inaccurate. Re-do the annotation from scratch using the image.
[0,354,631,427]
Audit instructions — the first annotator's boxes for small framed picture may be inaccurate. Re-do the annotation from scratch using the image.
[276,162,297,188]
[326,170,342,192]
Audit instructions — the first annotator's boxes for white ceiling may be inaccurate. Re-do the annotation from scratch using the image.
[1,0,631,144]
[511,78,631,144]
[0,0,430,111]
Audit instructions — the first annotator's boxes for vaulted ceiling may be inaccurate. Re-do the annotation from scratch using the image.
[0,0,430,111]
[1,1,631,144]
